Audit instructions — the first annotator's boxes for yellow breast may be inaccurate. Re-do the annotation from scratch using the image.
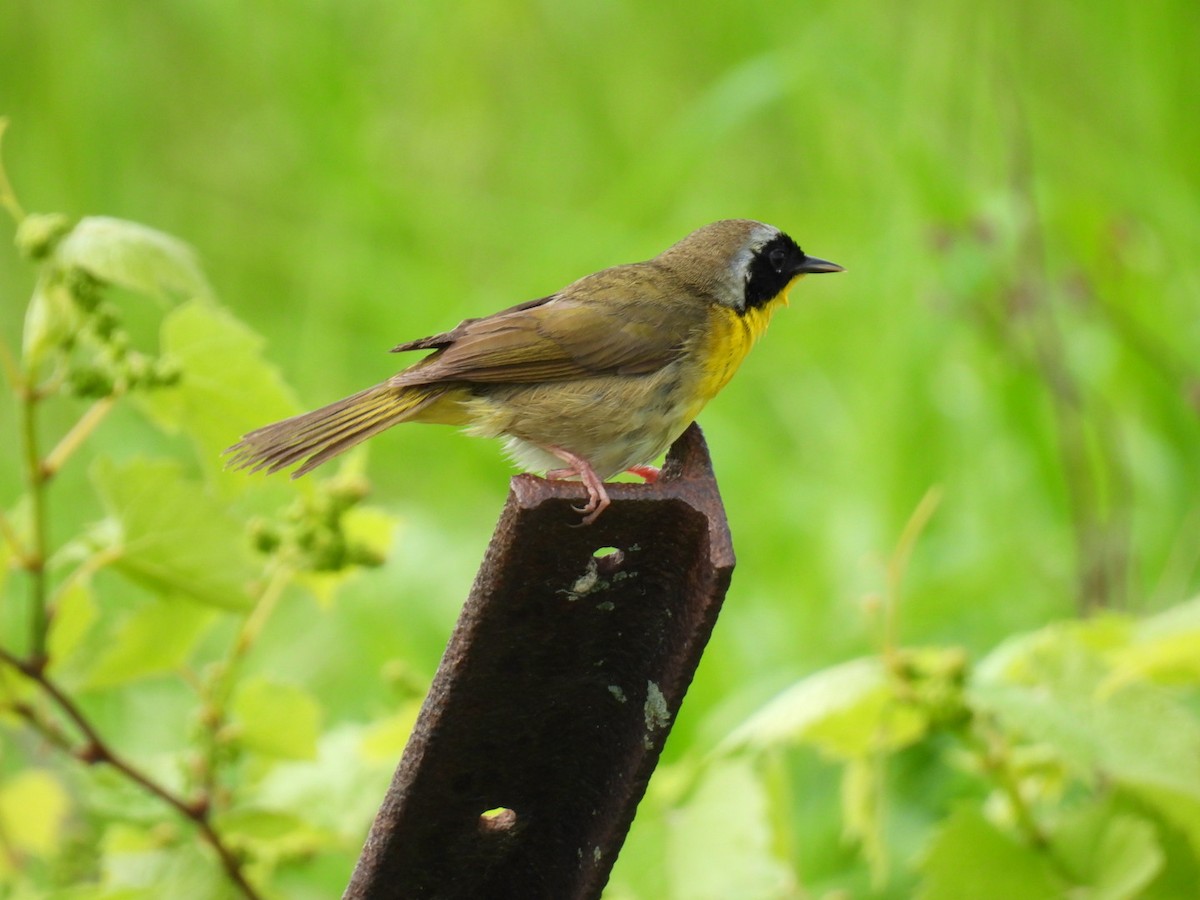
[684,289,790,420]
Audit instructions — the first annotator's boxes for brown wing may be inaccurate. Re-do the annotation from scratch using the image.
[390,264,703,386]
[390,296,555,353]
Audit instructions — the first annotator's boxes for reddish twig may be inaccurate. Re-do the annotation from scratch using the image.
[0,647,262,900]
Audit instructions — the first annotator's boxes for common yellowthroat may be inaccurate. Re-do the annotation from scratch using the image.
[226,220,842,523]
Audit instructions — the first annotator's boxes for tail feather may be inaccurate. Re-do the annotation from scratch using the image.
[225,383,442,477]
[255,395,399,472]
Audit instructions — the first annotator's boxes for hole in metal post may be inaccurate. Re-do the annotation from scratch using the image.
[478,807,518,834]
[592,546,624,575]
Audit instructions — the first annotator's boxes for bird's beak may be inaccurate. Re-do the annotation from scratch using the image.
[798,255,844,274]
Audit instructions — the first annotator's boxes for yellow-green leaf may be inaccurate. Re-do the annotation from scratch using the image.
[666,759,794,899]
[720,657,928,759]
[1053,804,1163,900]
[360,705,421,761]
[138,300,299,479]
[1103,595,1200,691]
[0,769,70,856]
[918,807,1062,899]
[52,216,212,303]
[22,272,83,370]
[83,599,216,690]
[90,458,255,610]
[46,578,99,673]
[231,678,322,760]
[973,623,1200,801]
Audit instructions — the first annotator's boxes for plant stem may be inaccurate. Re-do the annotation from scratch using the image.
[0,118,26,224]
[980,734,1077,883]
[0,647,263,900]
[7,696,77,754]
[48,544,124,613]
[196,560,293,802]
[42,394,118,480]
[966,719,1050,850]
[235,561,293,658]
[991,749,1046,849]
[881,486,943,663]
[19,385,49,667]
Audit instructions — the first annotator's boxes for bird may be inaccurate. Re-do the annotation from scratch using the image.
[225,219,843,524]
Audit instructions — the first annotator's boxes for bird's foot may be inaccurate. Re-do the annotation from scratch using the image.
[544,448,611,525]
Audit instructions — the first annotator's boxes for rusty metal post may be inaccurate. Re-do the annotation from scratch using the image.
[344,423,735,900]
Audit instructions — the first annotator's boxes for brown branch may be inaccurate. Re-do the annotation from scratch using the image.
[0,647,263,900]
[6,699,75,754]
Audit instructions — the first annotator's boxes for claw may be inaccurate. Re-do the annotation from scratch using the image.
[541,446,611,526]
[575,492,610,526]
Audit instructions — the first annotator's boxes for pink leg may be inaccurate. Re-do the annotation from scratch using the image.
[626,464,660,483]
[542,446,610,525]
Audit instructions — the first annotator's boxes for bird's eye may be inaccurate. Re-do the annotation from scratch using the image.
[768,247,789,272]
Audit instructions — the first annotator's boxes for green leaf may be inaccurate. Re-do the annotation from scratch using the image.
[14,211,73,260]
[1104,630,1200,692]
[0,769,70,857]
[604,814,669,900]
[1135,594,1200,640]
[83,599,215,690]
[720,658,882,752]
[1103,595,1200,690]
[1129,785,1200,862]
[212,808,309,841]
[1128,793,1200,900]
[46,578,99,673]
[666,759,794,900]
[23,272,84,370]
[99,822,229,898]
[250,725,393,837]
[719,657,927,759]
[918,807,1062,900]
[90,458,256,610]
[211,808,334,863]
[138,299,299,477]
[359,705,421,761]
[605,765,673,900]
[43,886,158,899]
[971,622,1200,801]
[1052,803,1163,900]
[52,216,211,303]
[231,678,322,760]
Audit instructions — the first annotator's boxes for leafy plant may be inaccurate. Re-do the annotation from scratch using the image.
[606,496,1200,899]
[0,121,398,898]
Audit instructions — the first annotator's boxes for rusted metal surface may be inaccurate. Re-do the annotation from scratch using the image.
[344,423,735,900]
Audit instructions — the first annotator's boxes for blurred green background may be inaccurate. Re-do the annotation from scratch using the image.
[2,0,1198,896]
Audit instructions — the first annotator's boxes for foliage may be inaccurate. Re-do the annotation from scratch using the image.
[607,505,1200,898]
[1,0,1198,896]
[0,141,399,897]
[656,601,1200,898]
